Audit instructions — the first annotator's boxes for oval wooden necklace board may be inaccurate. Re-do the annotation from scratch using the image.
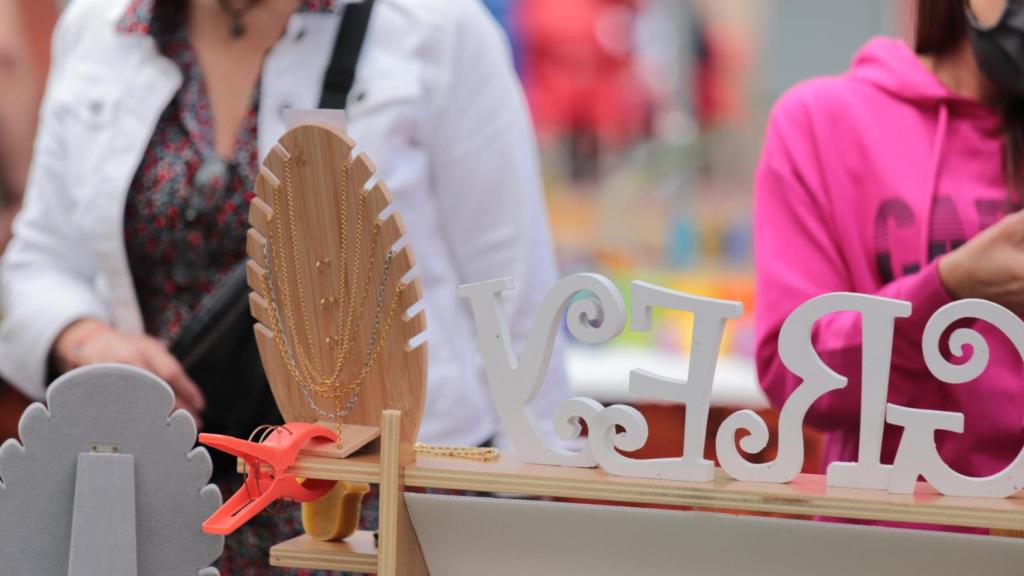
[246,123,426,447]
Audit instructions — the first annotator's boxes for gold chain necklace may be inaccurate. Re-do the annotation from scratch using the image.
[261,154,407,442]
[413,444,501,462]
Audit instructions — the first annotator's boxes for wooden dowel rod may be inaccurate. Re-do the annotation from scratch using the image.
[377,410,428,576]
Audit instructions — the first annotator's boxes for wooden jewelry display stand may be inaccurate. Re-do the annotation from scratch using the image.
[247,122,426,448]
[244,122,428,573]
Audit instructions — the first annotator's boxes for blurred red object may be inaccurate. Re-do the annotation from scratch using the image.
[0,0,58,442]
[516,0,651,148]
[0,0,57,201]
[694,24,748,129]
[0,383,30,442]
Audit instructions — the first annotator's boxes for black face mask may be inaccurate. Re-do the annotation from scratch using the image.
[967,0,1024,97]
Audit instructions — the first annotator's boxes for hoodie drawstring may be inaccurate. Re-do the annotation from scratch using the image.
[922,103,950,264]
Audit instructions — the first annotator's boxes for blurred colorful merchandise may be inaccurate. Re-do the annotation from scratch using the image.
[573,270,755,360]
[547,184,752,273]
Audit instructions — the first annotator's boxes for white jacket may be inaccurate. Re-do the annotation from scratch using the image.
[0,0,569,446]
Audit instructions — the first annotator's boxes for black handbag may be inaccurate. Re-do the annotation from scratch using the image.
[170,0,375,478]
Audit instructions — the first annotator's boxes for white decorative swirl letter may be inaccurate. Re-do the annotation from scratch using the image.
[716,293,910,483]
[612,281,742,482]
[458,274,626,467]
[887,298,1024,498]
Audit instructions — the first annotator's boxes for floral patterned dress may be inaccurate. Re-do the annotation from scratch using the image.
[118,1,364,574]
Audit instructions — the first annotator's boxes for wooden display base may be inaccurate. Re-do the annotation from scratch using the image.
[271,531,378,574]
[300,422,380,460]
[269,411,427,576]
[238,423,380,477]
[266,411,1024,574]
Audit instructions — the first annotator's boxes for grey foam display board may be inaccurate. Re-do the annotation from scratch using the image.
[0,364,223,575]
[406,493,1024,576]
[67,452,137,576]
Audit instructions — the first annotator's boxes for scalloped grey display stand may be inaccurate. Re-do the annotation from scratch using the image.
[0,364,223,575]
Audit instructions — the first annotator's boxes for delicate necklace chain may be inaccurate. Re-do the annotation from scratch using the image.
[414,444,501,462]
[261,153,407,441]
[281,157,348,384]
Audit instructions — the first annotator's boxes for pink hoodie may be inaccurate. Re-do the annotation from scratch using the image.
[755,38,1022,487]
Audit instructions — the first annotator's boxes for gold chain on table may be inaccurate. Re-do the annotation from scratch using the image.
[414,444,501,462]
[261,152,407,443]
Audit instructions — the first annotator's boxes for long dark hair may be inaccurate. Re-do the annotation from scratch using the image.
[916,0,1024,189]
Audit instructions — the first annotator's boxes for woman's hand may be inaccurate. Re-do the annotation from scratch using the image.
[939,209,1024,313]
[53,319,206,424]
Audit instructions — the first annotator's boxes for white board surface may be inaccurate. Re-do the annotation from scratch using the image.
[406,493,1024,576]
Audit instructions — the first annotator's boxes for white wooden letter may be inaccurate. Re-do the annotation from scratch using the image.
[617,281,742,481]
[888,299,1024,497]
[554,397,652,478]
[458,274,626,467]
[717,293,910,483]
[825,295,913,490]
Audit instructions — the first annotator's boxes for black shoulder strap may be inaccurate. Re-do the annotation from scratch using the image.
[319,0,375,110]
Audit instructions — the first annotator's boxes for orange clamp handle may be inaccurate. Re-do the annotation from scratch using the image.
[200,423,338,535]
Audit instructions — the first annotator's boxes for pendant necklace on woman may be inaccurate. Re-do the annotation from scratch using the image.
[216,0,262,38]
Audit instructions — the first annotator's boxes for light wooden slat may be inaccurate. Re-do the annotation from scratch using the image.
[248,197,272,238]
[366,182,391,219]
[235,452,382,484]
[377,410,428,576]
[276,453,1024,532]
[404,310,427,347]
[407,458,1024,531]
[245,260,267,297]
[378,411,400,576]
[350,152,376,192]
[249,292,272,330]
[378,213,405,249]
[247,228,268,268]
[269,531,377,574]
[286,452,382,484]
[300,422,380,461]
[254,165,278,203]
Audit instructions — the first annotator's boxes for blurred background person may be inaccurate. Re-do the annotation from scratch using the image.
[755,0,1024,530]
